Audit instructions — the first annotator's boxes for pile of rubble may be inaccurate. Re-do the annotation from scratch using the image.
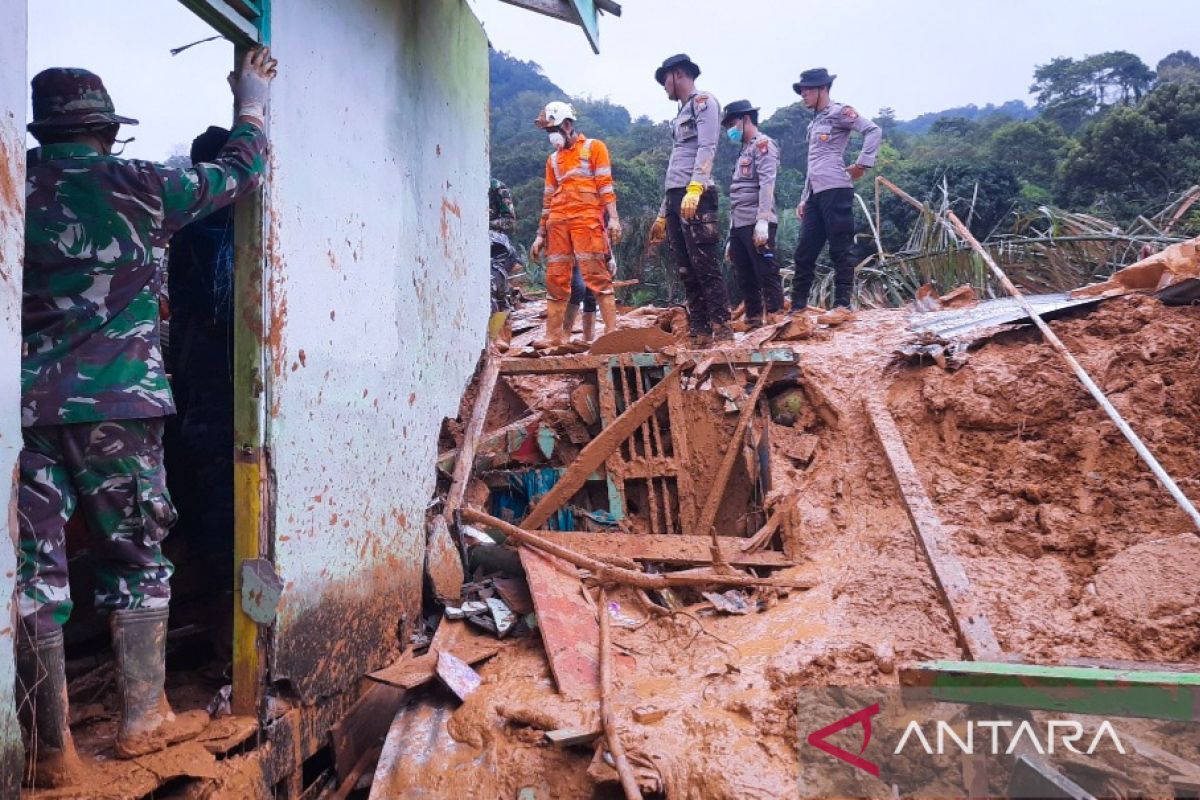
[343,238,1200,799]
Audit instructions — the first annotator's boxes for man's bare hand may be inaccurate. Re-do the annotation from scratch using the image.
[795,203,806,221]
[846,164,867,181]
[530,236,545,260]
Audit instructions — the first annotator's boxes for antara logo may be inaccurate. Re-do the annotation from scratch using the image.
[894,719,1125,756]
[806,704,1128,778]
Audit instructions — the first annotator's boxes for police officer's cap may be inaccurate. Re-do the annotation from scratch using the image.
[793,68,836,93]
[655,54,701,86]
[721,100,760,126]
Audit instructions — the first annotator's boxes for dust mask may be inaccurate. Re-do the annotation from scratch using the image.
[548,131,566,150]
[726,126,743,144]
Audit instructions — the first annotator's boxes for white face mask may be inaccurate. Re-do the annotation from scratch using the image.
[548,131,566,150]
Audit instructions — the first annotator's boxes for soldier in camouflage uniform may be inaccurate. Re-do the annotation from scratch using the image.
[17,48,277,786]
[489,177,516,233]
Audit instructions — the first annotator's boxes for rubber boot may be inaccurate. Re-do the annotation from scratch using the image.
[533,300,569,350]
[562,303,580,338]
[112,608,209,759]
[597,294,619,336]
[16,624,85,788]
[581,311,596,343]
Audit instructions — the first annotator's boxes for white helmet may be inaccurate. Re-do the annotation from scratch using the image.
[536,100,576,129]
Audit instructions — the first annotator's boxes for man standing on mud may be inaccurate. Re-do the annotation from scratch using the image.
[649,54,731,345]
[791,68,882,324]
[17,48,277,786]
[722,99,784,328]
[530,101,623,347]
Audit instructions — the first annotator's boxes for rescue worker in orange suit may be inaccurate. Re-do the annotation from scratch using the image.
[530,102,622,347]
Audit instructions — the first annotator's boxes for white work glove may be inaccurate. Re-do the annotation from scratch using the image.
[753,220,770,248]
[531,235,545,260]
[724,241,732,262]
[608,218,623,245]
[229,46,278,126]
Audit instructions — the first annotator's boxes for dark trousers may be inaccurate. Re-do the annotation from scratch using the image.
[728,222,784,319]
[665,186,730,334]
[569,263,597,312]
[792,187,856,309]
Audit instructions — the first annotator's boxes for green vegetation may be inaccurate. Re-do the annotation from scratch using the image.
[489,49,1200,307]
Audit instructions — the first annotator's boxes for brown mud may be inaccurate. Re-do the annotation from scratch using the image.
[405,295,1200,798]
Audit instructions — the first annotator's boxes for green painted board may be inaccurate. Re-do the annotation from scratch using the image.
[901,660,1200,722]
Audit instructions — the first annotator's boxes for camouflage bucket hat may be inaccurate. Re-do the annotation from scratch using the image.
[28,68,139,133]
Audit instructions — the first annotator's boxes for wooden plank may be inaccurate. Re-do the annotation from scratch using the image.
[695,363,774,559]
[531,530,793,568]
[367,620,500,690]
[521,369,680,530]
[500,348,796,376]
[445,355,502,518]
[865,396,1002,660]
[519,547,600,699]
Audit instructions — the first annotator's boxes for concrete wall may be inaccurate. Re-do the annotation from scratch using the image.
[265,0,490,702]
[0,0,25,792]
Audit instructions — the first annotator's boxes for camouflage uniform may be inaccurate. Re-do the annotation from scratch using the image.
[20,68,268,629]
[489,178,516,233]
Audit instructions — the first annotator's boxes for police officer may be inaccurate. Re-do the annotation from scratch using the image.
[791,68,882,322]
[18,48,276,785]
[649,54,731,344]
[721,100,783,328]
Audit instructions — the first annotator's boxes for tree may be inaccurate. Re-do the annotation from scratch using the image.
[987,119,1071,191]
[1031,52,1155,131]
[1058,106,1170,216]
[1156,50,1200,85]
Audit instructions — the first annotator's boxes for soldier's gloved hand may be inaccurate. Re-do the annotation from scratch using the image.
[648,216,667,246]
[229,46,279,126]
[680,182,704,220]
[531,235,545,260]
[608,218,623,245]
[753,220,770,248]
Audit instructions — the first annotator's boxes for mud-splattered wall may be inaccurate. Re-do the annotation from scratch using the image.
[0,0,26,790]
[264,0,490,702]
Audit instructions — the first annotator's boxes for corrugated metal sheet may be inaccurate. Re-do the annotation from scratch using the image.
[0,0,26,790]
[264,0,490,702]
[908,294,1105,342]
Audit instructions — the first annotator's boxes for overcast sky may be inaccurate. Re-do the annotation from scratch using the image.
[469,0,1195,122]
[25,0,1196,160]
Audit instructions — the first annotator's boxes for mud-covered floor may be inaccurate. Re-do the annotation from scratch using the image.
[395,294,1200,799]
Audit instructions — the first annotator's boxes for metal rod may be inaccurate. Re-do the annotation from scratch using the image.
[945,211,1200,532]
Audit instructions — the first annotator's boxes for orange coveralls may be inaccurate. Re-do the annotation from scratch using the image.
[538,135,616,301]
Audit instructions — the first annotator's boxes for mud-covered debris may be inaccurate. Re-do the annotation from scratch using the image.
[436,650,482,701]
[487,597,516,637]
[702,589,755,615]
[493,576,534,615]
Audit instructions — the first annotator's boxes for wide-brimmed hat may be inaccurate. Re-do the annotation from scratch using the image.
[655,54,701,86]
[792,67,836,93]
[721,99,759,126]
[28,68,138,133]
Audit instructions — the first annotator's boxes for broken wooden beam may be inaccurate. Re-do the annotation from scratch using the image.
[864,395,1001,660]
[696,362,774,567]
[366,620,501,691]
[545,726,603,748]
[463,508,814,591]
[445,354,502,519]
[519,547,600,699]
[437,412,540,475]
[530,530,793,568]
[500,348,796,375]
[521,369,681,530]
[900,659,1200,722]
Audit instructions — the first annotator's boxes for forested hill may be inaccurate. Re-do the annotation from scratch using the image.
[489,48,1200,300]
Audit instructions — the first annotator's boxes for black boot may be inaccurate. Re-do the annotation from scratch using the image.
[16,624,85,787]
[111,607,208,758]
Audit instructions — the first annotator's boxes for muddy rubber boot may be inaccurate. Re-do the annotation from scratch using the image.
[817,306,855,327]
[597,294,619,336]
[563,302,580,338]
[581,311,596,343]
[112,608,209,759]
[16,624,85,788]
[533,300,568,350]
